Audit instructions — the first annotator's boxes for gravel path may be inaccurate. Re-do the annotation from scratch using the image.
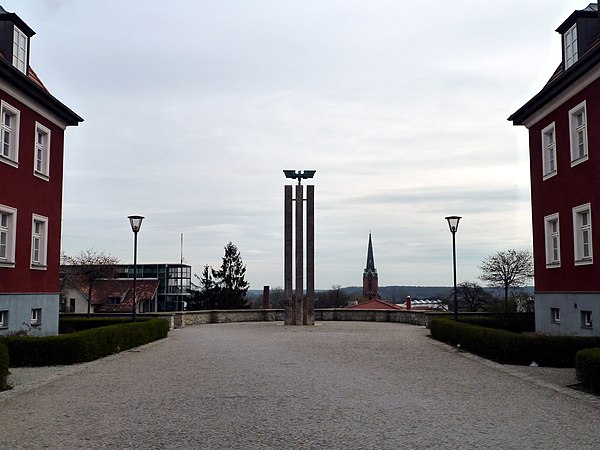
[1,322,599,449]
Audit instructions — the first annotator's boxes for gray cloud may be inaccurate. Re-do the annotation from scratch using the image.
[5,0,562,288]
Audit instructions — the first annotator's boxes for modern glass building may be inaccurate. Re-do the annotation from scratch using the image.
[113,263,192,311]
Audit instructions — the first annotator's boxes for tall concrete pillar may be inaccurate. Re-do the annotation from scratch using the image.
[283,170,316,325]
[295,183,304,326]
[305,185,315,325]
[284,185,293,325]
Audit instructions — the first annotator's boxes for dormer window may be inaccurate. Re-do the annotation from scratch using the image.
[12,25,28,74]
[564,23,578,69]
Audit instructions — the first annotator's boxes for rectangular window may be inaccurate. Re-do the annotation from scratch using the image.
[541,123,557,179]
[551,308,560,323]
[0,310,7,328]
[0,204,17,266]
[565,24,578,69]
[31,308,42,326]
[33,122,51,179]
[0,101,20,166]
[569,101,588,165]
[544,213,560,267]
[12,25,28,74]
[31,214,48,269]
[581,310,593,329]
[573,203,593,265]
[108,296,121,305]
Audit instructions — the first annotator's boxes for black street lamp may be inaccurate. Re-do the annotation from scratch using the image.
[128,215,144,322]
[445,216,461,321]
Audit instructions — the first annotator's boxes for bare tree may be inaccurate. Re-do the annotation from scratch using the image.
[317,285,350,308]
[268,286,286,309]
[62,249,120,317]
[457,281,490,312]
[479,249,534,312]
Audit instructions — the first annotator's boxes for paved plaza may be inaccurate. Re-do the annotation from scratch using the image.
[1,322,600,449]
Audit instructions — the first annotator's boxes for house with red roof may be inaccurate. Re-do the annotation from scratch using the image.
[62,278,159,314]
[0,6,82,336]
[346,298,403,310]
[510,3,600,335]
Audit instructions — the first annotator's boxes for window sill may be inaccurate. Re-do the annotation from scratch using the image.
[546,262,561,268]
[575,258,593,266]
[30,263,48,271]
[0,155,18,168]
[571,154,589,168]
[33,171,49,182]
[542,170,557,181]
[0,261,16,268]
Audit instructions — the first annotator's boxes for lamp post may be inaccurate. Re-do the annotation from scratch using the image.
[445,216,461,321]
[128,215,144,322]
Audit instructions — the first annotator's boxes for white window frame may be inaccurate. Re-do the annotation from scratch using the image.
[31,214,48,269]
[544,213,561,267]
[0,100,20,167]
[569,101,588,166]
[573,203,593,266]
[581,310,593,329]
[551,307,560,324]
[0,310,7,328]
[541,122,557,179]
[0,204,17,267]
[30,308,41,326]
[12,25,28,74]
[33,122,51,180]
[565,23,578,69]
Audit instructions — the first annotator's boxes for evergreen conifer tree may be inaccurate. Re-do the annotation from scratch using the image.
[213,242,250,309]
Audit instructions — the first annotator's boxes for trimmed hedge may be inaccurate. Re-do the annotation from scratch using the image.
[0,342,8,390]
[59,317,135,334]
[430,318,600,367]
[576,347,600,391]
[1,318,169,367]
[458,314,535,333]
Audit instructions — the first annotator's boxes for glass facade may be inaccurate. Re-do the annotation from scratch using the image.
[114,263,191,311]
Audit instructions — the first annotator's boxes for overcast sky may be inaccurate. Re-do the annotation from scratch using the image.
[5,1,586,289]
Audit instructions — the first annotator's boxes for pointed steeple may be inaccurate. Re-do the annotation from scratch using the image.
[362,233,379,300]
[365,232,376,273]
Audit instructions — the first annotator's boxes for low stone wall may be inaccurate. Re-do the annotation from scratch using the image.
[166,309,443,328]
[172,309,284,328]
[63,309,450,329]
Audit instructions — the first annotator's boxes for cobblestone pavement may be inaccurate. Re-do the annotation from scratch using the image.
[1,322,600,449]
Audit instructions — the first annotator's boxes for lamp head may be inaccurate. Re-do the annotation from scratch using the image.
[128,215,144,233]
[445,216,461,233]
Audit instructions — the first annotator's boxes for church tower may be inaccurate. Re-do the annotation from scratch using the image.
[362,233,379,299]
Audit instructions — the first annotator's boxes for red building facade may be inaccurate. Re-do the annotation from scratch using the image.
[0,7,82,336]
[510,4,600,335]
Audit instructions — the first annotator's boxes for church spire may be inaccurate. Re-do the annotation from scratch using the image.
[365,232,375,272]
[362,233,379,299]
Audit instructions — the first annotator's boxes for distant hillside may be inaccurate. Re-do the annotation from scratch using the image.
[247,285,534,302]
[341,286,534,302]
[340,286,452,302]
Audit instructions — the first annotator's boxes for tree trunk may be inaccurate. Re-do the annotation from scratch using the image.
[87,282,92,318]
